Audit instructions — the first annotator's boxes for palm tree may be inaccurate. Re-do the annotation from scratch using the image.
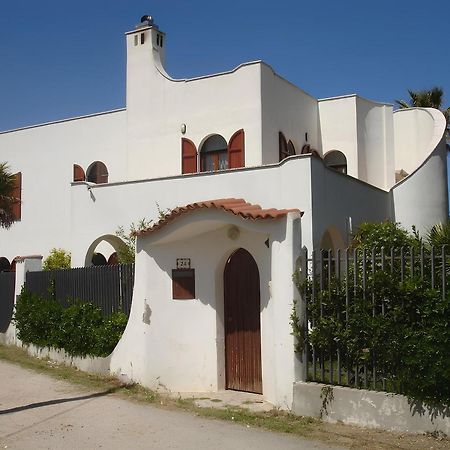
[396,87,449,125]
[0,163,19,229]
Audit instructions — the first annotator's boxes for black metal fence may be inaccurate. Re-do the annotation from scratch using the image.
[0,272,15,332]
[25,264,135,316]
[299,245,449,392]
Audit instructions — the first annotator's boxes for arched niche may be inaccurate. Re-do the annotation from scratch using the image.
[324,150,347,174]
[84,235,128,267]
[86,161,109,184]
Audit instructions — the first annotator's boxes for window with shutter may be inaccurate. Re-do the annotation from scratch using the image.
[73,164,85,182]
[200,135,228,172]
[227,129,245,169]
[11,172,21,221]
[86,161,108,184]
[181,139,198,174]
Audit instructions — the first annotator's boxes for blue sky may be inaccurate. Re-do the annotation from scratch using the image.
[0,0,449,130]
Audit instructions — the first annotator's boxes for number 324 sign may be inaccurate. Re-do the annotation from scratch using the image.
[176,258,191,269]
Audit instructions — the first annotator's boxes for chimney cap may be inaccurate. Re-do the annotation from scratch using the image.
[136,15,158,29]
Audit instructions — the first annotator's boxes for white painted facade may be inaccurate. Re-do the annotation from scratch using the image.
[0,17,448,409]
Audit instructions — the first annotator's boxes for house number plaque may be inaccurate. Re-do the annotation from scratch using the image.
[176,258,191,269]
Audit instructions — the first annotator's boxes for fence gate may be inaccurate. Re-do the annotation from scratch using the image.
[0,272,15,332]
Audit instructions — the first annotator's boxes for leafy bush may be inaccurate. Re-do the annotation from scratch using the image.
[297,271,450,408]
[14,289,127,357]
[43,248,71,270]
[14,290,62,348]
[115,218,152,264]
[426,221,450,247]
[351,221,418,250]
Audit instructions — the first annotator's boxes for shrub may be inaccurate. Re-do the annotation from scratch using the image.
[297,271,450,408]
[350,221,418,250]
[115,218,152,264]
[426,221,450,247]
[14,290,62,348]
[43,248,71,270]
[14,289,127,357]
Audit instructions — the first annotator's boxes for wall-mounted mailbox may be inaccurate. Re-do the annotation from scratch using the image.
[172,268,195,300]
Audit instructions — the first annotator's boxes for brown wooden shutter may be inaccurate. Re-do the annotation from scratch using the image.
[73,164,85,182]
[11,172,22,221]
[279,132,288,161]
[181,139,198,174]
[228,129,245,169]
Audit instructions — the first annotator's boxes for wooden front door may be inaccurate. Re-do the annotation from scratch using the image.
[224,248,262,393]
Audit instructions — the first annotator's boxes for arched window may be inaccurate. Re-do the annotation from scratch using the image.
[12,172,22,221]
[200,135,228,172]
[73,164,85,182]
[324,151,347,174]
[86,161,108,184]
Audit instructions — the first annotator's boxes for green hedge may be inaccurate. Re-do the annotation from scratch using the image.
[14,289,128,357]
[297,272,450,409]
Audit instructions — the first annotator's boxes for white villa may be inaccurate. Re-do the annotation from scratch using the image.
[0,16,448,409]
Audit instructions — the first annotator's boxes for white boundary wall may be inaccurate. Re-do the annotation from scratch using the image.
[293,381,450,435]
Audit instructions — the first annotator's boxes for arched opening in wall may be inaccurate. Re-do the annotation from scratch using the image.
[84,235,128,267]
[86,161,109,184]
[200,135,228,172]
[324,151,347,174]
[0,257,11,272]
[320,227,346,253]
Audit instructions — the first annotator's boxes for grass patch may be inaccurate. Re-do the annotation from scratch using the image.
[0,343,316,437]
[0,344,121,391]
[2,343,450,450]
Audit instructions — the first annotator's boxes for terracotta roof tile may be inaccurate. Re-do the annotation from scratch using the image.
[136,198,302,236]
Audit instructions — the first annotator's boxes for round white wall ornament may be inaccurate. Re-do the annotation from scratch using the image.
[227,225,240,240]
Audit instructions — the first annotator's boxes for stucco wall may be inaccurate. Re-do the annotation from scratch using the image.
[260,64,319,164]
[355,97,395,189]
[318,96,358,177]
[293,381,450,434]
[110,209,302,408]
[126,26,263,179]
[0,110,126,260]
[310,157,391,250]
[393,108,438,174]
[69,157,313,268]
[319,95,395,190]
[392,140,448,234]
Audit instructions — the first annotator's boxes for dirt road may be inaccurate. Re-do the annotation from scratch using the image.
[0,360,341,450]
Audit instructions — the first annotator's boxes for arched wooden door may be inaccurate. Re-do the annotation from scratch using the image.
[224,248,262,393]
